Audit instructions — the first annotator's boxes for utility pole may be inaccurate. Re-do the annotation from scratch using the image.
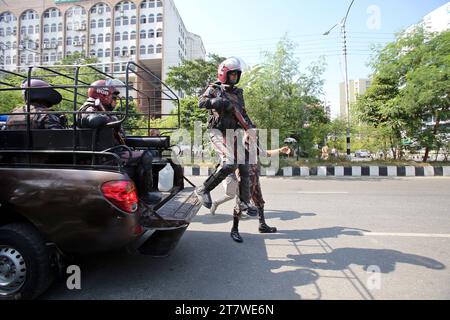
[323,0,355,157]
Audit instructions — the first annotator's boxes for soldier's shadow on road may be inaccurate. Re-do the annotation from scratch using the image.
[41,226,446,300]
[194,210,316,225]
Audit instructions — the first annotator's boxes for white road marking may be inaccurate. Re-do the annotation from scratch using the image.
[297,192,349,194]
[362,232,450,238]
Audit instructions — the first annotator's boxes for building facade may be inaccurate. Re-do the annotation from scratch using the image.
[0,0,206,114]
[339,78,372,119]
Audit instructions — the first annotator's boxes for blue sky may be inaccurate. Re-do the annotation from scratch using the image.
[173,0,449,117]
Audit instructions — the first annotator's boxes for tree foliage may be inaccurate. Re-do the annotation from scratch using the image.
[165,54,226,96]
[354,28,450,161]
[240,36,329,156]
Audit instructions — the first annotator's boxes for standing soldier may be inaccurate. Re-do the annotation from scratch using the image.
[196,57,253,243]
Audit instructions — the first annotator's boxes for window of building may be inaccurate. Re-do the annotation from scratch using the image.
[114,47,120,57]
[97,49,103,58]
[5,56,11,65]
[148,14,154,23]
[5,27,11,36]
[58,23,63,32]
[91,7,97,14]
[148,29,154,38]
[90,19,96,29]
[58,37,63,46]
[131,2,136,10]
[28,26,34,34]
[157,0,162,8]
[140,1,147,9]
[156,28,162,37]
[130,16,136,25]
[105,48,111,57]
[81,35,86,44]
[149,0,155,8]
[140,30,146,39]
[157,13,162,22]
[130,31,136,40]
[44,11,50,18]
[51,24,57,33]
[90,49,96,57]
[106,18,111,27]
[140,45,146,55]
[20,54,25,64]
[67,22,73,31]
[35,25,40,33]
[98,19,104,28]
[105,33,111,42]
[114,64,120,72]
[90,35,96,44]
[115,32,121,41]
[156,44,162,53]
[66,36,72,46]
[20,26,26,35]
[57,52,62,60]
[52,9,58,18]
[43,25,49,33]
[98,34,104,43]
[43,54,49,63]
[123,2,129,11]
[50,52,56,62]
[122,31,128,41]
[123,16,129,26]
[140,15,146,24]
[51,38,57,46]
[122,47,128,56]
[130,46,136,55]
[115,17,121,26]
[147,44,154,54]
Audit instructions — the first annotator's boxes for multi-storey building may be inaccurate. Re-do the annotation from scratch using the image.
[0,0,206,115]
[339,78,372,119]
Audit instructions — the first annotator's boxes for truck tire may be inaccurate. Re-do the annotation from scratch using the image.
[0,223,53,300]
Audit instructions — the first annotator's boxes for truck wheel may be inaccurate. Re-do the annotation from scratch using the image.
[0,223,53,300]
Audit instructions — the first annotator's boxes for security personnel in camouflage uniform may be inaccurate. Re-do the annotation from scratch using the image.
[77,79,160,205]
[196,57,253,243]
[6,79,66,130]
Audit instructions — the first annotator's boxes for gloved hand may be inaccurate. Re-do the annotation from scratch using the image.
[210,97,232,112]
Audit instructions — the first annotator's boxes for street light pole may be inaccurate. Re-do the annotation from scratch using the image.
[324,0,355,157]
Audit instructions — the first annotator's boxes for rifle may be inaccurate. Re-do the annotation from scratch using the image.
[213,83,267,156]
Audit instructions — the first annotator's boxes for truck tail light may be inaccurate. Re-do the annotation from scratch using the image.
[101,181,138,214]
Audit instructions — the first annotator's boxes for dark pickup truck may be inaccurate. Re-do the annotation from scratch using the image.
[0,63,201,299]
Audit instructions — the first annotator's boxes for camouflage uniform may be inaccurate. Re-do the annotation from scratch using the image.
[6,104,67,130]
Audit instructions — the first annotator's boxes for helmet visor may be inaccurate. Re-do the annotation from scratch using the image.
[106,79,127,98]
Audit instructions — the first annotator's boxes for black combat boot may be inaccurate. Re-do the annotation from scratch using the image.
[230,214,243,243]
[258,207,277,233]
[196,164,236,209]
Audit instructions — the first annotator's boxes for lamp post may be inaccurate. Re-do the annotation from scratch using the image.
[323,0,355,157]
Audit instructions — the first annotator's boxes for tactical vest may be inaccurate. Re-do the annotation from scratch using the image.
[6,105,51,130]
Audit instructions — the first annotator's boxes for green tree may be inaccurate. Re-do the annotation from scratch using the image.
[166,54,226,96]
[240,36,329,156]
[355,28,450,162]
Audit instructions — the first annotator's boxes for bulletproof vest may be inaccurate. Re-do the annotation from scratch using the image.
[6,105,52,130]
[207,85,245,132]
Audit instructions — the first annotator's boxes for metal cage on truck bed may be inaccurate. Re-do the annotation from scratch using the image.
[0,62,182,170]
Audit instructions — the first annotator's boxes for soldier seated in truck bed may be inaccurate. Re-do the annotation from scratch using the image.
[77,79,161,205]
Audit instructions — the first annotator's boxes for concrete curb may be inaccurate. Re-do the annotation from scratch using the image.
[183,166,450,177]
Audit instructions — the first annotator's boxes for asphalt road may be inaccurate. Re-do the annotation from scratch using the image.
[42,177,450,300]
